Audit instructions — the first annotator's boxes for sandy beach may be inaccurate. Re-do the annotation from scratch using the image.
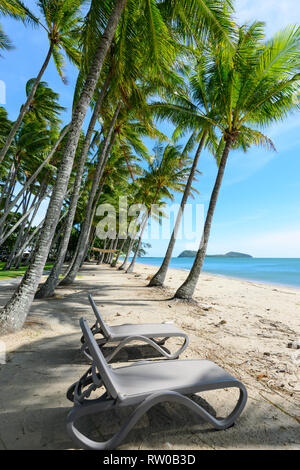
[0,261,299,450]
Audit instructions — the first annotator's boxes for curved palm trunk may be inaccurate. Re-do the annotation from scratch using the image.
[126,213,149,273]
[98,239,108,265]
[35,74,111,299]
[60,104,120,286]
[0,186,52,247]
[0,43,54,165]
[109,235,119,264]
[10,182,48,269]
[0,0,126,333]
[111,237,126,267]
[174,137,232,300]
[126,186,161,274]
[118,216,141,270]
[118,238,134,270]
[0,124,70,229]
[149,132,207,287]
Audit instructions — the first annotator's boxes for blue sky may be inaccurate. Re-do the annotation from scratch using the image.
[1,1,300,258]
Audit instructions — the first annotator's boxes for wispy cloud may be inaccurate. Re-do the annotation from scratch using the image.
[207,228,300,257]
[236,0,300,37]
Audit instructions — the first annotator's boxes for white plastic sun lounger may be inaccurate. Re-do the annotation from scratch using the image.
[67,317,248,450]
[81,293,189,361]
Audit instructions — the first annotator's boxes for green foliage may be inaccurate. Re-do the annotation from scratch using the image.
[0,1,299,276]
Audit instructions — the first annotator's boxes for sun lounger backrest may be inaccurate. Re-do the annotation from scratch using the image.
[80,317,118,399]
[88,294,111,339]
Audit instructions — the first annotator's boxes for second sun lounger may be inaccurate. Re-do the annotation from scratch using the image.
[67,317,248,450]
[81,293,189,361]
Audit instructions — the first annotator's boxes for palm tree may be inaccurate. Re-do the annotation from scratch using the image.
[35,1,180,298]
[0,0,236,332]
[0,0,128,333]
[56,102,123,286]
[175,22,300,300]
[34,68,113,298]
[0,79,65,233]
[38,101,122,295]
[0,0,82,164]
[61,86,166,286]
[126,143,193,273]
[148,53,221,286]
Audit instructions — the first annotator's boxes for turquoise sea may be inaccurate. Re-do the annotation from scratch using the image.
[135,256,300,288]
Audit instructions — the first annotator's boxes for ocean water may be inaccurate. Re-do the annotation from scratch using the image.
[135,256,300,288]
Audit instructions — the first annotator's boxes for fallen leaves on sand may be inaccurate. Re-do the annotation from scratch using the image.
[257,373,268,380]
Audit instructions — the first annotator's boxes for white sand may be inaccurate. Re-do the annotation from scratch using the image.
[0,262,299,449]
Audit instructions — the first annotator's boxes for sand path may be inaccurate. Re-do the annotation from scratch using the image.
[0,262,299,450]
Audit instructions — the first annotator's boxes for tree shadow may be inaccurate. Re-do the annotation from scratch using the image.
[1,333,299,450]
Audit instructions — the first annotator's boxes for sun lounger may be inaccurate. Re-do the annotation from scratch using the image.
[67,317,248,450]
[81,293,189,361]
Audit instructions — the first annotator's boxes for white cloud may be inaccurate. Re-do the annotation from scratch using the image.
[235,0,300,37]
[207,228,300,257]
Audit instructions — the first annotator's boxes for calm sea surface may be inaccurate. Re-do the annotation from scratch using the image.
[135,257,300,288]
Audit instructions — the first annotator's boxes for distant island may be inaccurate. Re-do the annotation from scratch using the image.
[178,251,253,258]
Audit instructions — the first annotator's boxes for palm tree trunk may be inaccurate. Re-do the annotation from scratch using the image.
[0,161,14,210]
[126,214,149,273]
[98,238,108,265]
[174,136,232,300]
[126,186,161,273]
[0,187,52,247]
[0,0,126,333]
[10,182,47,269]
[149,131,207,287]
[14,218,45,263]
[0,124,70,229]
[111,237,126,267]
[35,74,111,299]
[109,235,119,264]
[60,104,121,286]
[0,43,54,165]
[118,217,140,270]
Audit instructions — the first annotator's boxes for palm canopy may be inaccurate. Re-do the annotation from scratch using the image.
[0,22,12,52]
[73,0,189,112]
[153,22,300,162]
[0,107,11,147]
[139,142,193,206]
[24,79,65,126]
[0,0,30,17]
[75,0,237,112]
[205,22,300,140]
[35,0,84,82]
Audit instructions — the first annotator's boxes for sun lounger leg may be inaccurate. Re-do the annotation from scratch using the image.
[67,385,247,450]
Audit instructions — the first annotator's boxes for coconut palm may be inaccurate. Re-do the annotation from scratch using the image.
[0,0,128,333]
[0,0,82,164]
[0,79,64,232]
[60,98,153,286]
[148,51,221,286]
[37,2,182,299]
[0,0,236,332]
[175,22,300,300]
[126,143,193,273]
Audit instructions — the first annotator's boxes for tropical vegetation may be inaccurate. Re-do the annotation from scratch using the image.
[0,0,299,332]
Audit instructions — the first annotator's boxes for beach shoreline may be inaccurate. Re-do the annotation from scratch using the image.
[0,262,299,449]
[135,259,300,291]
